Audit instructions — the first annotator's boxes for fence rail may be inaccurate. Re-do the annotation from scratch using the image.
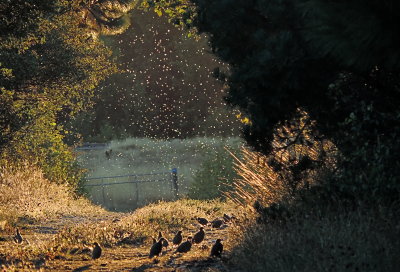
[84,168,178,210]
[85,171,173,187]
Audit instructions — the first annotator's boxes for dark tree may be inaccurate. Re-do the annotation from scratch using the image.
[0,0,118,185]
[190,0,400,202]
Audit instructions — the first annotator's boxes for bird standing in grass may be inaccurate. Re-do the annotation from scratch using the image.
[192,227,205,244]
[92,242,102,259]
[172,230,183,246]
[175,237,192,253]
[162,238,169,249]
[149,238,165,258]
[197,217,209,226]
[210,239,223,257]
[211,219,224,228]
[13,228,23,244]
[157,231,169,249]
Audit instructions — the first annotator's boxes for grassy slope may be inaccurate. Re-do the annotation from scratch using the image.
[3,150,397,271]
[0,165,107,225]
[0,166,239,271]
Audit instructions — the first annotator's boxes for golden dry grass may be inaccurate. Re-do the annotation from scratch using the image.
[226,111,336,210]
[226,147,288,208]
[52,199,238,250]
[0,165,239,271]
[0,199,239,271]
[0,164,106,225]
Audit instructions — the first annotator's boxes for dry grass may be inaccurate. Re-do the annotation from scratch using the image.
[53,199,237,249]
[229,208,400,272]
[0,166,239,271]
[0,164,106,225]
[0,164,111,270]
[226,147,288,208]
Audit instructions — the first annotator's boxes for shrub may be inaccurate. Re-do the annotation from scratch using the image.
[187,143,241,200]
[0,119,85,189]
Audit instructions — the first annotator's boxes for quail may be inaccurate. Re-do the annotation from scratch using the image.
[149,237,165,258]
[162,238,169,249]
[92,242,102,259]
[192,227,205,244]
[211,219,224,228]
[210,239,223,257]
[13,228,23,244]
[175,237,192,253]
[172,230,183,246]
[197,217,208,226]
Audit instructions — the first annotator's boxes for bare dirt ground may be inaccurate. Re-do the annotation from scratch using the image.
[1,213,236,272]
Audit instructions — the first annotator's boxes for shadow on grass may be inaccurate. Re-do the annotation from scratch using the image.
[72,264,92,272]
[131,263,154,271]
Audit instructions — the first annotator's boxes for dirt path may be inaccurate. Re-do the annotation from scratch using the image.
[2,213,235,271]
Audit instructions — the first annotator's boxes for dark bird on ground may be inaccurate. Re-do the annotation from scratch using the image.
[13,228,23,244]
[172,230,183,246]
[210,239,223,257]
[197,217,208,226]
[92,242,102,259]
[211,219,224,228]
[192,227,205,244]
[149,238,165,258]
[175,237,192,253]
[105,149,112,160]
[162,238,169,249]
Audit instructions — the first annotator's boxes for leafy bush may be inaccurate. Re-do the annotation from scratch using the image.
[0,117,85,189]
[187,143,241,200]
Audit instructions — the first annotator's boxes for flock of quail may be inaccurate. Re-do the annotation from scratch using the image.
[12,213,235,263]
[149,214,232,259]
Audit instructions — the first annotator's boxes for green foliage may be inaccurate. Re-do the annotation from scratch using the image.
[188,144,240,200]
[0,1,118,186]
[140,0,198,37]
